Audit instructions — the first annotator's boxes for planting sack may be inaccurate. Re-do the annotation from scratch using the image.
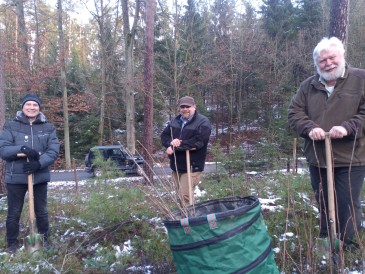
[164,196,279,274]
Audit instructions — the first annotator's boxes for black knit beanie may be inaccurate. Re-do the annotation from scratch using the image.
[21,94,41,108]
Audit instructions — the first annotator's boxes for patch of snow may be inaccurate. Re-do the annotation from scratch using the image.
[121,239,133,255]
[126,265,153,273]
[279,232,295,241]
[113,245,123,259]
[259,197,283,212]
[194,186,206,198]
[273,247,280,253]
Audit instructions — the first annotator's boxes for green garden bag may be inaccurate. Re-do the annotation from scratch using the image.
[164,196,279,274]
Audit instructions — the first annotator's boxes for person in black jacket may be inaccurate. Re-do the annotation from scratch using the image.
[161,96,211,206]
[0,94,60,253]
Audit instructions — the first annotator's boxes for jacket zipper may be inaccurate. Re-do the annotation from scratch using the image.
[10,161,14,181]
[30,124,34,148]
[179,120,189,140]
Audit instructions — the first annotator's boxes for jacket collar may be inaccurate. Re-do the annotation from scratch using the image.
[15,111,47,124]
[178,110,198,124]
[311,65,349,90]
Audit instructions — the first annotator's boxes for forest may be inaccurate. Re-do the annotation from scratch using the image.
[1,0,365,272]
[0,0,363,173]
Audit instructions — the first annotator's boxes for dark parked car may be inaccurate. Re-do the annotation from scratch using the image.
[84,145,144,177]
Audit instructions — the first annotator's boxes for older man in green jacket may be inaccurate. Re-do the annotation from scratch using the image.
[288,37,365,251]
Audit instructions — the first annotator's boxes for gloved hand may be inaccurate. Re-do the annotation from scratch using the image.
[20,146,40,161]
[23,161,41,174]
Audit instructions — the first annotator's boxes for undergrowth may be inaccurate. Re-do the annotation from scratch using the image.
[0,165,364,273]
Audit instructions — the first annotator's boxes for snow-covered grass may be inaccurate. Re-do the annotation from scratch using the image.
[0,167,364,273]
[0,176,175,273]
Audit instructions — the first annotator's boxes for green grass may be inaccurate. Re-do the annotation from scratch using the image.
[0,167,364,273]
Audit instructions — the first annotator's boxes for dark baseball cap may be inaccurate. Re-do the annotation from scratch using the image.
[178,96,195,107]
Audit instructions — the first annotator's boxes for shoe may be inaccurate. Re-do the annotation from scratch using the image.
[4,241,20,254]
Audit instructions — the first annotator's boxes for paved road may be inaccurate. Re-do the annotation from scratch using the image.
[50,162,221,182]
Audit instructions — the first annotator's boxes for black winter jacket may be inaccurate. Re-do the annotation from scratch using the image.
[161,111,211,173]
[0,111,60,184]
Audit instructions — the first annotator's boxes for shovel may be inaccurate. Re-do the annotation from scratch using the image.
[324,134,341,268]
[18,153,42,253]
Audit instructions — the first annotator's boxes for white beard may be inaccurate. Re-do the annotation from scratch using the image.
[317,59,346,81]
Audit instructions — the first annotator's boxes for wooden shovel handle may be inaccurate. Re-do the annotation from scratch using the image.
[325,134,337,245]
[186,150,193,205]
[16,153,37,234]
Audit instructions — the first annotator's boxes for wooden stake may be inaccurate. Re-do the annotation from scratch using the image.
[73,158,78,193]
[293,138,297,173]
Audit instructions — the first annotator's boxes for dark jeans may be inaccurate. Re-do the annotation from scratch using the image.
[309,165,365,244]
[6,182,49,246]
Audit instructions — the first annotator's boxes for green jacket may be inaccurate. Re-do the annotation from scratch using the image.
[288,66,365,167]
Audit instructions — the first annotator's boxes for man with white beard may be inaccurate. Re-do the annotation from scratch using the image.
[288,37,365,252]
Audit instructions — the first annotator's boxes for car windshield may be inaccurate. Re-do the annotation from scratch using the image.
[106,149,122,157]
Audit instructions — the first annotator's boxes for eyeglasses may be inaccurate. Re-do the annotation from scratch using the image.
[180,105,191,109]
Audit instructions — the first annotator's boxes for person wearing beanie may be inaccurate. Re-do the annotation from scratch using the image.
[161,96,211,206]
[21,93,42,108]
[0,93,60,253]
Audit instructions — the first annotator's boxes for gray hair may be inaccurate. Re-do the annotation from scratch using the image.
[313,37,345,65]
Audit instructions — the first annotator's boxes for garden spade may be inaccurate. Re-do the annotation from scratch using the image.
[18,153,42,253]
[325,133,341,269]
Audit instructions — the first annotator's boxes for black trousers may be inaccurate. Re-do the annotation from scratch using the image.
[309,165,365,244]
[6,182,49,246]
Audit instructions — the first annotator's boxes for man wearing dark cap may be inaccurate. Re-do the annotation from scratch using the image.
[161,96,211,206]
[0,94,60,253]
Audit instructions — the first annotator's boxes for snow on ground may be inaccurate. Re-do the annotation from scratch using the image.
[259,197,282,212]
[2,167,365,273]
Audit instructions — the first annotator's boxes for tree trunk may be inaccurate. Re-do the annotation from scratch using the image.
[96,0,107,145]
[122,0,140,154]
[15,0,30,77]
[173,0,180,103]
[57,0,71,169]
[0,29,6,195]
[143,0,156,184]
[125,54,136,153]
[33,0,41,67]
[329,0,349,47]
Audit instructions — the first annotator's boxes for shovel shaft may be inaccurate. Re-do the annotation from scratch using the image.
[28,173,37,235]
[186,150,193,205]
[17,153,37,233]
[325,134,337,247]
[17,153,41,252]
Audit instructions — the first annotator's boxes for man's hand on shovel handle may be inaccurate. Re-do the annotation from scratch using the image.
[309,126,347,140]
[329,126,348,139]
[23,161,41,174]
